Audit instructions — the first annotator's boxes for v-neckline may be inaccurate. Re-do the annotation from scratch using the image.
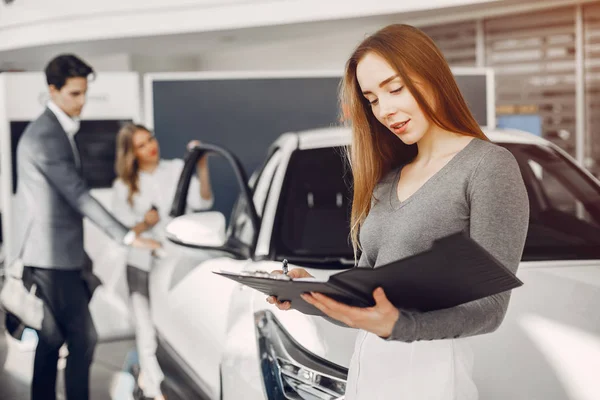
[391,138,478,208]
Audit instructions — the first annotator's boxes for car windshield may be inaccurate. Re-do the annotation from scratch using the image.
[274,147,355,267]
[273,142,600,266]
[501,142,600,261]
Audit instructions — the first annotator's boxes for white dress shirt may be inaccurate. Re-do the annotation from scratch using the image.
[111,158,213,244]
[47,100,81,168]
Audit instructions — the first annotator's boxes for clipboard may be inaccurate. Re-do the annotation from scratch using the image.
[214,232,523,316]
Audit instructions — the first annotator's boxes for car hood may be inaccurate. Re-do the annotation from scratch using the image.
[250,260,359,368]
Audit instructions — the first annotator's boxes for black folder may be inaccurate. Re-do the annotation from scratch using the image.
[214,232,523,316]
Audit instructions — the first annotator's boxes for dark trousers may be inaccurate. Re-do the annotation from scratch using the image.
[23,267,98,400]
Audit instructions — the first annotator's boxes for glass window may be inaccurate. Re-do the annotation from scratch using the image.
[268,142,600,265]
[253,151,283,217]
[501,143,600,260]
[229,149,282,248]
[273,147,354,267]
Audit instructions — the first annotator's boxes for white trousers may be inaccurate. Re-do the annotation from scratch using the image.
[345,331,478,400]
[130,292,164,398]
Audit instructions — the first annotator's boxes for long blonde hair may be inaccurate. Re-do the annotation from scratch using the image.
[115,123,151,206]
[341,24,489,258]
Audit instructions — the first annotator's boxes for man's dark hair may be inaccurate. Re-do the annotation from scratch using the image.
[45,54,94,90]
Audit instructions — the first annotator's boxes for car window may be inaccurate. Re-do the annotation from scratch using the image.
[253,150,283,217]
[228,149,282,248]
[273,147,354,266]
[500,143,600,261]
[269,142,600,265]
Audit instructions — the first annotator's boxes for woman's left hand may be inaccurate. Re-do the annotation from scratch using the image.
[301,287,400,338]
[187,139,201,151]
[187,140,208,166]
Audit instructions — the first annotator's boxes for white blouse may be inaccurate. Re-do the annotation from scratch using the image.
[111,158,213,243]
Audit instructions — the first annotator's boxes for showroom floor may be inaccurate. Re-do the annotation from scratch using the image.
[0,308,137,400]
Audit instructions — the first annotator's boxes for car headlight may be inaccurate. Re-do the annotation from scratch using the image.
[255,310,347,400]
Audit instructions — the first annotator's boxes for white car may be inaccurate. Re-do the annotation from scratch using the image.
[150,127,600,400]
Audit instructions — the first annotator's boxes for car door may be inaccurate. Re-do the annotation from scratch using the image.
[469,142,600,399]
[152,146,283,398]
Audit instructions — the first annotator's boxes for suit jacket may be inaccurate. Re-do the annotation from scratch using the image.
[10,108,129,269]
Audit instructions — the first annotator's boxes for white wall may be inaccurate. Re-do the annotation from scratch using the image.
[0,52,202,125]
[86,53,132,72]
[198,32,361,71]
[0,52,202,74]
[130,55,200,75]
[0,72,141,339]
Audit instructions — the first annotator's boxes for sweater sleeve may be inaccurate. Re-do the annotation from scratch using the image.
[387,146,530,342]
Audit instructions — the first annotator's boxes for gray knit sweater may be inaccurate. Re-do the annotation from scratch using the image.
[357,138,529,342]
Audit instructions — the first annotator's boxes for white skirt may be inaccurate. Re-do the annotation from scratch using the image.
[345,331,478,400]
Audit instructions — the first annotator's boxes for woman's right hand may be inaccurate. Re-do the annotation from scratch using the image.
[266,268,314,311]
[144,208,160,227]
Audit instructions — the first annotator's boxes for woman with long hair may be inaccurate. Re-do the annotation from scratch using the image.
[112,123,213,400]
[268,24,529,399]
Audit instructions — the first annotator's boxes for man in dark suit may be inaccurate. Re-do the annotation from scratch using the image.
[10,54,160,400]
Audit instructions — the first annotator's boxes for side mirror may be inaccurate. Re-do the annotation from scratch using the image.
[170,143,260,254]
[166,211,226,248]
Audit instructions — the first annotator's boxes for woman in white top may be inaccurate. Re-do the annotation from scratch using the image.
[112,123,213,400]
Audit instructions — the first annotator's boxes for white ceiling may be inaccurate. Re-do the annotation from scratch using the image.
[0,0,542,70]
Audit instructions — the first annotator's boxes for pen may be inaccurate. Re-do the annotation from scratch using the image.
[282,259,289,275]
